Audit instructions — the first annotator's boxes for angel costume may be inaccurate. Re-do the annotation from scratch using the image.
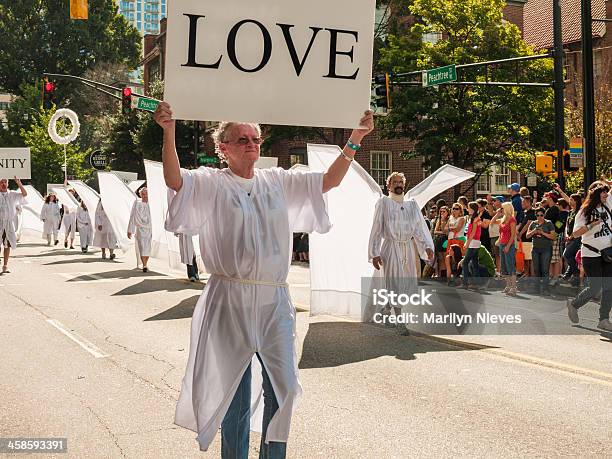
[76,207,93,250]
[13,204,23,242]
[165,167,330,451]
[368,194,435,314]
[40,201,61,243]
[93,201,118,249]
[0,191,26,248]
[127,200,152,257]
[61,205,77,240]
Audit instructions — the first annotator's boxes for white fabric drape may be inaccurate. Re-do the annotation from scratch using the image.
[21,185,44,238]
[68,180,100,230]
[97,171,136,252]
[51,187,79,238]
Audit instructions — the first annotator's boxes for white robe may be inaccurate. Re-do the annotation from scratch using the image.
[40,202,61,240]
[93,201,118,249]
[76,207,93,249]
[165,167,330,451]
[61,205,77,239]
[177,233,196,265]
[0,191,26,248]
[128,200,152,257]
[368,196,435,309]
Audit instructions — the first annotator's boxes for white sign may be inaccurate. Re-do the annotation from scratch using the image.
[164,0,376,129]
[0,148,31,179]
[254,156,279,169]
[111,170,139,185]
[527,174,537,187]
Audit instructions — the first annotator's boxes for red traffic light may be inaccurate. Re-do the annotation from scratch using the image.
[122,87,132,97]
[44,81,55,92]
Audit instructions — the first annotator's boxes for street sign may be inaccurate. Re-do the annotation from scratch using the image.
[527,173,537,187]
[132,96,160,112]
[197,153,220,165]
[89,150,107,170]
[569,137,583,168]
[422,64,457,87]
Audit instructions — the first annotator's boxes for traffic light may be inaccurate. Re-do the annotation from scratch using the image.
[535,152,555,175]
[371,73,391,113]
[42,80,56,109]
[121,87,132,115]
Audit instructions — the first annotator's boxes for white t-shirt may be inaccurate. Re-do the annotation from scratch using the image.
[575,194,612,258]
[228,170,255,195]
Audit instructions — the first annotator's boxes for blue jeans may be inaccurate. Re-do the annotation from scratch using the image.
[532,246,552,291]
[462,247,480,284]
[221,353,286,459]
[562,237,581,277]
[500,242,516,275]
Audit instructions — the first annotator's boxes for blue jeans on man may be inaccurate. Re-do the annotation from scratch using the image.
[532,246,552,294]
[221,353,286,459]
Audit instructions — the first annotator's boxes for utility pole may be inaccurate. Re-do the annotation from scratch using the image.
[553,0,565,188]
[581,0,597,186]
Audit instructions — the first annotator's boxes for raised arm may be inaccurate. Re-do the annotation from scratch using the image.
[154,102,182,192]
[14,177,27,197]
[322,111,374,193]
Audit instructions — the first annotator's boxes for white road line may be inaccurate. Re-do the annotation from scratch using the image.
[46,319,110,359]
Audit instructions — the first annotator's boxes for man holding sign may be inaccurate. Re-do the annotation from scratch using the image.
[0,177,27,274]
[156,101,373,456]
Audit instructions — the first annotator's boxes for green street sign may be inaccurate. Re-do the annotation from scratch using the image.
[197,154,219,165]
[422,64,457,87]
[134,96,160,112]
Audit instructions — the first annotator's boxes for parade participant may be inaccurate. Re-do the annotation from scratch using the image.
[61,204,76,249]
[155,101,374,457]
[127,187,152,272]
[94,200,117,260]
[176,232,199,282]
[369,171,435,334]
[76,201,93,253]
[40,193,61,246]
[0,177,27,274]
[566,183,612,331]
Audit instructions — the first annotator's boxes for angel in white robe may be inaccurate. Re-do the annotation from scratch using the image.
[127,187,152,272]
[61,204,77,249]
[176,232,199,281]
[76,201,93,253]
[0,177,27,273]
[40,194,61,246]
[155,102,374,456]
[93,200,117,259]
[368,172,435,334]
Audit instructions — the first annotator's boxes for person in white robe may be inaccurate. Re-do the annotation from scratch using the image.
[0,177,27,274]
[154,102,374,457]
[40,193,61,246]
[61,204,77,249]
[176,232,199,281]
[76,201,93,253]
[93,200,117,259]
[368,172,435,335]
[127,187,152,272]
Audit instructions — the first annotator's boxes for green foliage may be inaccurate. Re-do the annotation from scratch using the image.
[20,109,92,191]
[0,0,141,95]
[378,0,554,182]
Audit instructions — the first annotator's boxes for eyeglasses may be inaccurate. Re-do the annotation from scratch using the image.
[225,136,264,146]
[536,213,545,217]
[452,207,461,211]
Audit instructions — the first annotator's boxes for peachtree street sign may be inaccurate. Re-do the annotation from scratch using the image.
[89,150,108,170]
[422,64,457,87]
[132,96,160,112]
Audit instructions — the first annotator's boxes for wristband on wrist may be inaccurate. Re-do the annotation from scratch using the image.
[347,139,361,151]
[340,151,354,162]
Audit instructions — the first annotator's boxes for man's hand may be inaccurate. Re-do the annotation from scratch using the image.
[426,248,434,262]
[352,110,374,141]
[154,102,176,132]
[127,232,132,239]
[372,256,383,270]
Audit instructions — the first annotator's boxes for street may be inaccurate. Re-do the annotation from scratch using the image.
[1,236,611,458]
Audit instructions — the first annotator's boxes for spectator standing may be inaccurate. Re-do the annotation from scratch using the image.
[477,199,492,253]
[492,202,518,296]
[526,210,556,295]
[517,196,536,278]
[508,183,524,225]
[460,202,482,288]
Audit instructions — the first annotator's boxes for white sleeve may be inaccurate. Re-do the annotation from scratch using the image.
[277,168,331,234]
[165,168,219,235]
[411,201,435,260]
[127,201,137,234]
[574,209,587,229]
[368,199,384,261]
[40,204,47,221]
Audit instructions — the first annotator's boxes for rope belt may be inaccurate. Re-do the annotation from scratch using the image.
[394,239,412,273]
[211,274,289,288]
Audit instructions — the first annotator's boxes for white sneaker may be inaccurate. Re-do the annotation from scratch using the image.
[597,319,612,332]
[566,298,579,324]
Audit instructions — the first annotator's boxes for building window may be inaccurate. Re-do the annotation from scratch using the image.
[593,49,603,78]
[494,165,510,191]
[289,147,307,167]
[476,170,491,194]
[423,32,442,44]
[370,151,392,188]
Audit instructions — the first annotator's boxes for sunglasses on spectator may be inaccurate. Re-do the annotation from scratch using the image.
[225,136,264,146]
[452,207,461,210]
[536,213,545,216]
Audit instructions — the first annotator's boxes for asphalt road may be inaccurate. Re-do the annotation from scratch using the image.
[1,236,611,458]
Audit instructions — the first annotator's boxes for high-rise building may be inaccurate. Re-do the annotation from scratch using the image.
[118,0,167,36]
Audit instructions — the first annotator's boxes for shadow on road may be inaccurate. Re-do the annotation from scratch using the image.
[15,249,78,258]
[112,278,204,295]
[44,257,112,266]
[144,295,200,321]
[64,269,163,282]
[298,321,486,369]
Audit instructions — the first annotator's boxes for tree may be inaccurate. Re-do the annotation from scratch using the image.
[0,0,141,95]
[377,0,555,194]
[21,109,92,191]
